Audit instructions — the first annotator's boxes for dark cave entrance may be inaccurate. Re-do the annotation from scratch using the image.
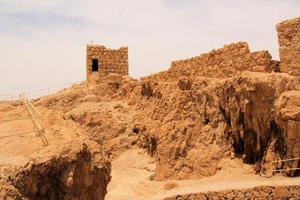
[92,59,99,72]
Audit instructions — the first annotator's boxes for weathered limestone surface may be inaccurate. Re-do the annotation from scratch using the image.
[86,44,128,80]
[164,185,300,200]
[275,90,300,176]
[0,140,111,200]
[277,17,300,75]
[143,42,279,82]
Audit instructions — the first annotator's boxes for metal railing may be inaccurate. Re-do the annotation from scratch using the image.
[0,80,84,102]
[0,93,48,146]
[271,157,300,172]
[19,93,48,146]
[0,94,17,102]
[26,81,84,99]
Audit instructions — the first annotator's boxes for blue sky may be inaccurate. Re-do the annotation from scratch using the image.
[0,0,299,95]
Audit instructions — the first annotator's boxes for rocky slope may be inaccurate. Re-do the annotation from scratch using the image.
[0,16,299,200]
[32,17,300,182]
[34,70,300,181]
[0,103,111,200]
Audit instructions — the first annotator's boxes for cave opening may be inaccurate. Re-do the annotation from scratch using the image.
[270,120,287,155]
[219,106,231,126]
[92,59,99,72]
[132,127,140,134]
[233,136,244,155]
[243,129,259,164]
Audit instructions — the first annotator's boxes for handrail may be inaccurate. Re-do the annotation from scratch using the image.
[270,157,300,173]
[21,93,48,146]
[0,130,35,139]
[0,93,48,146]
[272,168,300,172]
[270,157,300,164]
[0,94,13,96]
[0,115,42,123]
[27,98,42,116]
[0,80,84,101]
[0,94,17,101]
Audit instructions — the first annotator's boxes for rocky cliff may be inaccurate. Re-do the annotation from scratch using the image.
[1,16,300,200]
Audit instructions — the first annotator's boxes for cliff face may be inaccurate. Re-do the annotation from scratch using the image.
[0,103,111,200]
[34,70,300,181]
[1,17,300,200]
[30,17,300,182]
[0,140,111,200]
[137,73,300,180]
[11,142,111,200]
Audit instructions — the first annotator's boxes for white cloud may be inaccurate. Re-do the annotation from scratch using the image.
[0,0,299,95]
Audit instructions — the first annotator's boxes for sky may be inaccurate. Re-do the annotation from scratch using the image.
[0,0,299,96]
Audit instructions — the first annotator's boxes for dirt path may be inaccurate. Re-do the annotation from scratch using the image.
[106,149,300,200]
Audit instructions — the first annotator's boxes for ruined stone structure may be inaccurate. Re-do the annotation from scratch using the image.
[86,44,128,80]
[276,17,300,75]
[142,42,279,82]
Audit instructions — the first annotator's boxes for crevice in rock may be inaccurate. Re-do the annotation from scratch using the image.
[270,121,287,156]
[147,136,157,157]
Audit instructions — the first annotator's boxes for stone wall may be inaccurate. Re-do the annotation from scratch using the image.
[164,185,300,200]
[143,42,278,82]
[276,17,300,75]
[86,44,128,80]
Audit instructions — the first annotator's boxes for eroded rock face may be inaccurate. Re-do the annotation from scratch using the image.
[34,17,300,181]
[0,141,111,200]
[12,143,110,200]
[275,91,300,176]
[136,73,300,179]
[0,182,23,200]
[36,72,300,180]
[277,17,300,75]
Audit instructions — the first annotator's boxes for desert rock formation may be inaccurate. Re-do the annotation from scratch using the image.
[0,17,300,200]
[0,103,111,200]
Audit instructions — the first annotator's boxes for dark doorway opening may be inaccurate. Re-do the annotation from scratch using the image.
[92,59,99,72]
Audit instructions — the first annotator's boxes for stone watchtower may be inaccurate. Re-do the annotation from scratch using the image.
[86,44,129,80]
[276,17,300,75]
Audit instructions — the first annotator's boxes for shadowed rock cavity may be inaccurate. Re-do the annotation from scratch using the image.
[6,144,111,200]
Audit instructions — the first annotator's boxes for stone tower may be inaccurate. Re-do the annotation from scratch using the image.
[86,44,129,80]
[276,17,300,75]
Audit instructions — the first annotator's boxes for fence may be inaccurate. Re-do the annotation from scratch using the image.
[271,157,300,173]
[0,93,48,146]
[0,94,18,102]
[0,80,84,146]
[0,80,84,102]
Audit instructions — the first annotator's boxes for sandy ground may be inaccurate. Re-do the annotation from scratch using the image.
[1,102,299,200]
[106,149,300,200]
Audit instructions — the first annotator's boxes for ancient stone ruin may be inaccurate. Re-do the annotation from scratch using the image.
[86,44,129,80]
[277,17,300,75]
[1,17,300,200]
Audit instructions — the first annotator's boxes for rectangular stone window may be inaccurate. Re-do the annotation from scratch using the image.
[92,59,99,72]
